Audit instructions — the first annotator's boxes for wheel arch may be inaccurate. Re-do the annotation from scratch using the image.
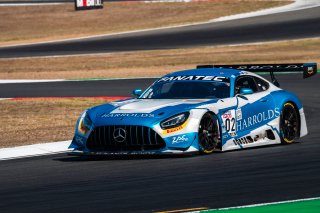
[282,101,301,133]
[197,110,223,152]
[272,90,303,128]
[279,101,302,144]
[272,90,303,110]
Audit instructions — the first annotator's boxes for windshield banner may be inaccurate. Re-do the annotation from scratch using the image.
[157,76,229,83]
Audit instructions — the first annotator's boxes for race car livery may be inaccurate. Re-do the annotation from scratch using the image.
[69,63,317,155]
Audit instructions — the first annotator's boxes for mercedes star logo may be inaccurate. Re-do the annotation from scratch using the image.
[113,128,126,143]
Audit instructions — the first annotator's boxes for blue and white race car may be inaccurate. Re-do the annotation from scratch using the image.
[69,63,317,155]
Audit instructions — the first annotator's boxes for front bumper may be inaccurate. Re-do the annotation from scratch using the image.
[69,130,199,155]
[68,145,199,156]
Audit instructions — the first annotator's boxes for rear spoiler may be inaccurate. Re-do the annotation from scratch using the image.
[196,63,317,87]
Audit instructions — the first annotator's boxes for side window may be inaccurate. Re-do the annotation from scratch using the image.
[254,77,269,91]
[235,76,258,95]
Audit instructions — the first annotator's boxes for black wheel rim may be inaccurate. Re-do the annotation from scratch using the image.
[199,114,218,152]
[281,105,298,142]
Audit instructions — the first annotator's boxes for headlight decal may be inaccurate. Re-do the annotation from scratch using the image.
[160,112,189,130]
[161,120,189,135]
[77,111,93,136]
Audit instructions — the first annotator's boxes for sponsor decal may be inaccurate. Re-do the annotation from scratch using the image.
[240,71,248,75]
[164,125,183,134]
[165,133,195,147]
[162,119,189,135]
[254,132,267,141]
[237,107,280,131]
[236,108,242,120]
[233,136,254,145]
[224,64,304,70]
[100,113,155,118]
[222,111,233,119]
[172,135,189,144]
[75,135,85,145]
[229,132,237,137]
[157,75,229,83]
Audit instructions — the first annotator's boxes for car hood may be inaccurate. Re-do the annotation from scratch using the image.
[87,98,217,127]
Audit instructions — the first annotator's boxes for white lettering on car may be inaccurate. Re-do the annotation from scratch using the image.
[100,113,155,118]
[172,135,189,144]
[237,107,280,131]
[157,75,229,83]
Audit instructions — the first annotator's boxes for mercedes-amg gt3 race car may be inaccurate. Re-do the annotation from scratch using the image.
[69,63,317,155]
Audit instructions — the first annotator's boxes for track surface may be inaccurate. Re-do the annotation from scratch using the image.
[0,78,154,98]
[1,2,319,212]
[1,6,320,58]
[0,75,319,212]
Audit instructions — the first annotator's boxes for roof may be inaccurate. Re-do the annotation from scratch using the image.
[166,68,241,78]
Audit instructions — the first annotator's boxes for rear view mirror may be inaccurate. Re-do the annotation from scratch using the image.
[132,89,142,97]
[240,88,253,95]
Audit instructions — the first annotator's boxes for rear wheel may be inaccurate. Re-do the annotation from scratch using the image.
[280,102,300,144]
[198,113,220,154]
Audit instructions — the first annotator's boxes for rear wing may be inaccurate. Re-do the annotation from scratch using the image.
[196,63,317,86]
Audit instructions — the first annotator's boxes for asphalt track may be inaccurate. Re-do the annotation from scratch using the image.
[0,74,319,212]
[1,2,320,212]
[0,78,154,98]
[0,5,320,58]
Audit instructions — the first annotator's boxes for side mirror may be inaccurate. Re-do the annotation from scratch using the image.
[132,88,142,97]
[240,88,253,95]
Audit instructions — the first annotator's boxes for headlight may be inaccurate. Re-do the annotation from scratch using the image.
[77,111,93,135]
[160,112,189,129]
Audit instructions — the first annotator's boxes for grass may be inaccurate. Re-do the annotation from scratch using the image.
[0,98,109,148]
[204,198,320,213]
[1,38,319,79]
[0,0,290,46]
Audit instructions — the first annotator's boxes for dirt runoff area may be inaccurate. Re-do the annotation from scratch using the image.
[0,98,111,148]
[1,38,319,80]
[0,0,290,46]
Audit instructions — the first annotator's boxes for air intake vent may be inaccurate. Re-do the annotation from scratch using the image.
[86,126,166,151]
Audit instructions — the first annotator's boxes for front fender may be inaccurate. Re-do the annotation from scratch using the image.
[153,108,209,150]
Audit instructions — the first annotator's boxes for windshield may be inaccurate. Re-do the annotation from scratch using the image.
[140,81,230,99]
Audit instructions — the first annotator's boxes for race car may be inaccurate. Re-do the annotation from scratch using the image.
[69,63,317,155]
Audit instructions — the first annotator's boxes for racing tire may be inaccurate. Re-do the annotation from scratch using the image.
[198,113,220,154]
[280,102,300,144]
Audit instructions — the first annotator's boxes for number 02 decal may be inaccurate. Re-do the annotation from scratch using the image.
[222,110,236,136]
[225,117,235,132]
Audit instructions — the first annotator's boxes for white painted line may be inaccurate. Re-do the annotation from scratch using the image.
[0,3,64,7]
[0,76,156,84]
[0,140,71,160]
[219,36,320,47]
[0,79,65,84]
[189,197,320,213]
[144,0,192,2]
[212,0,320,22]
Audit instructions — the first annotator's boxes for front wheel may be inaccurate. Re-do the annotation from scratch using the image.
[198,113,220,154]
[280,102,300,144]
